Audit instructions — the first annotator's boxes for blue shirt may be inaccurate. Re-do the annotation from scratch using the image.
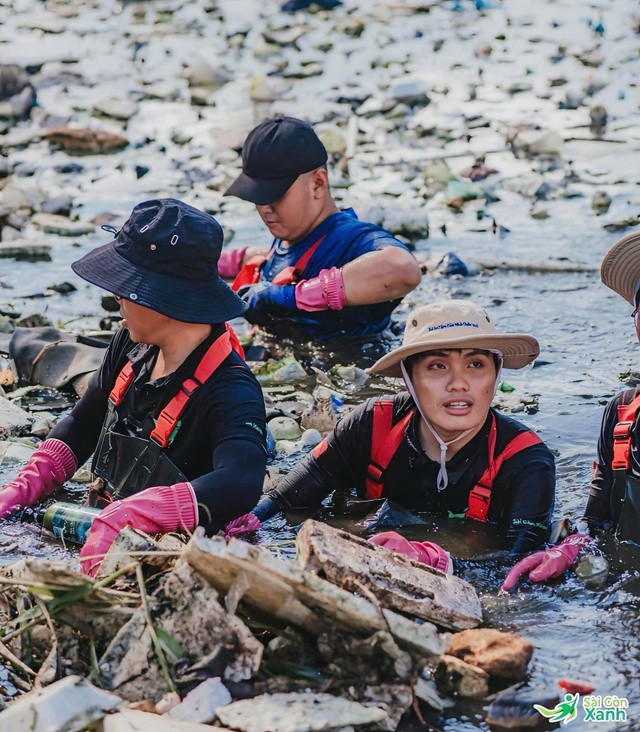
[259,209,411,340]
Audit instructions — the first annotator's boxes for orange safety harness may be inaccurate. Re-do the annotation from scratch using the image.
[364,398,543,521]
[231,235,326,292]
[108,324,243,449]
[611,392,640,476]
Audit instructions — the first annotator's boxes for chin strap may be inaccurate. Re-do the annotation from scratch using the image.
[399,351,503,492]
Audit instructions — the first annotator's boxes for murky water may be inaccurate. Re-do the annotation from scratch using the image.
[2,0,640,727]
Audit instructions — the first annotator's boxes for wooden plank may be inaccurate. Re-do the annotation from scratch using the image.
[184,530,446,661]
[297,520,482,631]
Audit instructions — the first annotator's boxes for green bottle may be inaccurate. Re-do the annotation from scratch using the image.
[42,502,102,545]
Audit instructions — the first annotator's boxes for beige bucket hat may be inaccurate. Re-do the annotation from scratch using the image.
[600,231,640,305]
[369,300,540,377]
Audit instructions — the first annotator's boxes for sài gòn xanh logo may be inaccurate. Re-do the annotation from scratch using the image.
[533,693,629,725]
[534,693,580,725]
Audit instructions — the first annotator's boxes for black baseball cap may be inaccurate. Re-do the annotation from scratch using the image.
[224,116,328,205]
[72,198,246,324]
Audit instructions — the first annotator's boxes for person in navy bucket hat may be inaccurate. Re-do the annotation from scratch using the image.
[72,198,246,323]
[0,198,267,577]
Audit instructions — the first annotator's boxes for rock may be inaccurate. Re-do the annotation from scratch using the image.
[0,240,51,260]
[316,123,347,156]
[0,64,36,120]
[388,76,430,107]
[93,98,138,121]
[31,213,95,235]
[358,202,429,240]
[435,654,490,699]
[486,688,560,732]
[216,692,387,732]
[184,59,232,89]
[413,676,455,711]
[0,675,121,731]
[297,520,482,631]
[167,677,232,724]
[44,127,129,153]
[590,104,607,128]
[300,428,322,447]
[97,561,263,702]
[0,395,32,438]
[446,628,534,680]
[41,194,73,216]
[509,128,563,158]
[591,190,611,213]
[103,708,228,731]
[0,439,37,464]
[268,416,302,441]
[155,692,182,715]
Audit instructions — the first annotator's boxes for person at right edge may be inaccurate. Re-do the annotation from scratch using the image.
[503,231,640,592]
[254,300,556,574]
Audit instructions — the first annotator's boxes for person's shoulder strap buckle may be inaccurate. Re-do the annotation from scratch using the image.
[108,361,135,406]
[271,235,326,287]
[612,393,640,472]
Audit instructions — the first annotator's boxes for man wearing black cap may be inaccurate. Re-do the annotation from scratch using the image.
[0,199,267,576]
[220,116,422,341]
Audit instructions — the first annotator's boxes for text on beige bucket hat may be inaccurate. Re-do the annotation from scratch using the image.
[369,300,540,378]
[600,231,640,306]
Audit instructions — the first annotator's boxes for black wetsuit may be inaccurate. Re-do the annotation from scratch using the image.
[51,326,267,532]
[269,393,555,553]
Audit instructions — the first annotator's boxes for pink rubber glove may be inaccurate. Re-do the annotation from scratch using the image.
[218,247,248,279]
[295,267,346,312]
[224,512,261,539]
[369,531,452,574]
[79,482,198,577]
[501,534,593,593]
[0,439,77,520]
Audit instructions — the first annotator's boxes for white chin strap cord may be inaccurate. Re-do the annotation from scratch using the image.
[400,353,503,492]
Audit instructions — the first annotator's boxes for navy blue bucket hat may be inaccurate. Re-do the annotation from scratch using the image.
[72,198,246,324]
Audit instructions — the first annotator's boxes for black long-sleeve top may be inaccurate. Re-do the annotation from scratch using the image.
[50,326,267,531]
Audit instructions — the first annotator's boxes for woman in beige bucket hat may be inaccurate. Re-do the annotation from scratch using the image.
[254,300,556,572]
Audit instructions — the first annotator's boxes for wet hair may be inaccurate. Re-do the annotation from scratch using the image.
[403,349,501,378]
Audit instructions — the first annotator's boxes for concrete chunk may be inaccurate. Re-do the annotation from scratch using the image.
[297,520,482,631]
[216,692,388,732]
[0,675,121,732]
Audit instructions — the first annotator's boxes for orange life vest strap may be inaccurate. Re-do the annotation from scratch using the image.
[108,327,241,449]
[224,323,245,360]
[611,393,640,472]
[365,400,415,500]
[231,235,326,292]
[149,330,234,448]
[467,413,543,522]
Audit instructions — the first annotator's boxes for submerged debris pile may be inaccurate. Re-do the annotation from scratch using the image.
[0,520,534,730]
